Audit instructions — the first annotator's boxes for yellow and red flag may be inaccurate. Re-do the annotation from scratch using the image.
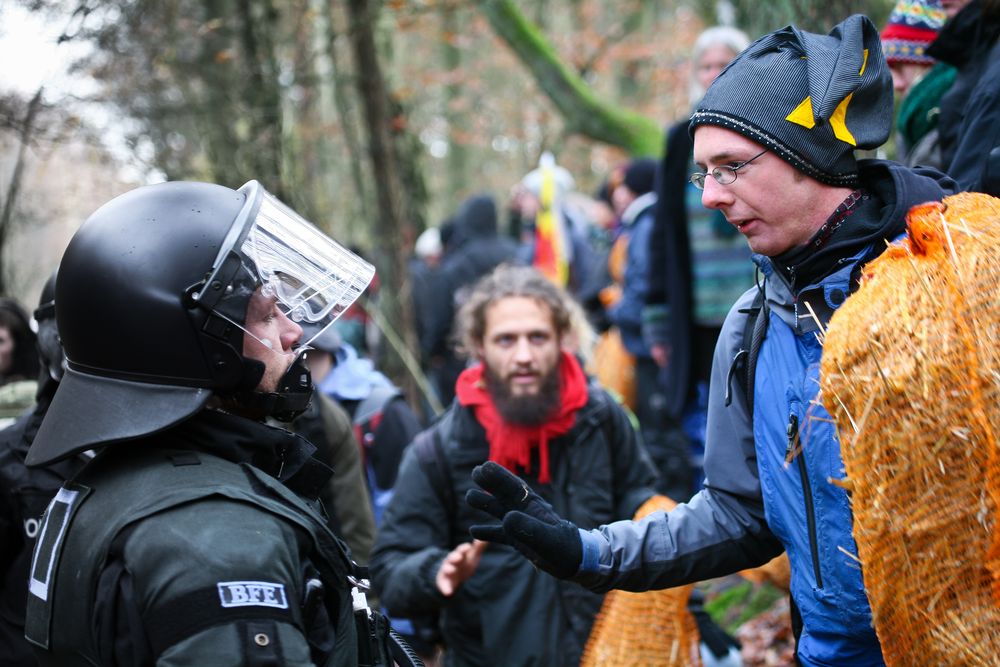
[532,153,570,287]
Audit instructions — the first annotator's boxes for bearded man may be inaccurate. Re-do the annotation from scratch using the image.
[369,264,657,667]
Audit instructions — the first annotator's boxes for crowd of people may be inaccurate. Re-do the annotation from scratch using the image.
[0,2,998,666]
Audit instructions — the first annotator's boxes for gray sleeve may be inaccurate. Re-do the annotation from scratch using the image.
[575,290,783,592]
[702,288,765,500]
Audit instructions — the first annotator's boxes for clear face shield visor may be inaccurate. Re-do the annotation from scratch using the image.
[195,180,375,354]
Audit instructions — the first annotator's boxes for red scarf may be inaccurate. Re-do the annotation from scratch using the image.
[456,351,588,483]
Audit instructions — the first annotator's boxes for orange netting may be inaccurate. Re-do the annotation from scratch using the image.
[820,192,1000,666]
[740,553,791,592]
[580,495,701,667]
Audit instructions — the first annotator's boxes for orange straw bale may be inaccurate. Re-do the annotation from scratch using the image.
[581,495,701,667]
[740,553,791,592]
[820,193,1000,666]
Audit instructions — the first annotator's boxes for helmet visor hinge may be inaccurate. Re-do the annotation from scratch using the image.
[182,281,210,310]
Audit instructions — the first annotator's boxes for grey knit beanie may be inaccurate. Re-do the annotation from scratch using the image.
[690,14,893,187]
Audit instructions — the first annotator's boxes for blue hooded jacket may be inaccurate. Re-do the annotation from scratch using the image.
[576,160,957,666]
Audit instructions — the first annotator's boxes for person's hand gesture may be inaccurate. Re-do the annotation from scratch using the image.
[466,461,582,580]
[435,540,487,597]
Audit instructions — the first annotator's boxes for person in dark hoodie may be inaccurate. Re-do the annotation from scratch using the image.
[425,194,519,405]
[466,16,958,667]
[604,158,694,501]
[926,0,1000,193]
[643,26,753,501]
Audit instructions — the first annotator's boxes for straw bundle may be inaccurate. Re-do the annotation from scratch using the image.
[820,193,1000,666]
[581,495,701,667]
[740,553,791,592]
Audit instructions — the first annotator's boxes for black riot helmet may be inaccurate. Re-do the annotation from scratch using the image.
[26,180,373,466]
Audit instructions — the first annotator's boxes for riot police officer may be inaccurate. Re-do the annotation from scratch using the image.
[22,181,394,666]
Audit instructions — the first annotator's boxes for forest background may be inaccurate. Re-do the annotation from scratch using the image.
[0,0,893,393]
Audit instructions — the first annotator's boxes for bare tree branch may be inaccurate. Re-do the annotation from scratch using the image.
[0,87,45,295]
[479,0,663,156]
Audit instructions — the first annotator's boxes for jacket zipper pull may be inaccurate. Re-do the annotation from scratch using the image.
[785,413,799,465]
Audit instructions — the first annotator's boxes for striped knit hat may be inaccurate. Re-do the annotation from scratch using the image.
[690,14,893,187]
[881,0,946,65]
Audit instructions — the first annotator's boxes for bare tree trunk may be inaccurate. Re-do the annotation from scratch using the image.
[344,0,419,397]
[441,6,469,199]
[284,2,321,223]
[0,87,44,295]
[196,0,247,187]
[325,1,374,237]
[237,0,286,198]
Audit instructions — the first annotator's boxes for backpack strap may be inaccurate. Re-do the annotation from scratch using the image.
[352,385,403,453]
[353,386,402,426]
[412,409,457,545]
[725,285,769,416]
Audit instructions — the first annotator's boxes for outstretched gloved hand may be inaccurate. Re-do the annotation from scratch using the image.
[466,461,582,580]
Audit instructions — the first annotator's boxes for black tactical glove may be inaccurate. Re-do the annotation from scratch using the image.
[466,461,583,580]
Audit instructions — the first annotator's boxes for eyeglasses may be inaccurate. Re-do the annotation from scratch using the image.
[690,149,768,190]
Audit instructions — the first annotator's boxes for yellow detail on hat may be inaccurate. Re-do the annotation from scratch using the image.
[786,48,868,143]
[786,96,817,129]
[830,94,858,145]
[829,48,867,146]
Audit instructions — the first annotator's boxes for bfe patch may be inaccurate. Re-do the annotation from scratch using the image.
[217,581,289,609]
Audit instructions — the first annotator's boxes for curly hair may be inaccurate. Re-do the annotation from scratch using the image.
[455,264,573,355]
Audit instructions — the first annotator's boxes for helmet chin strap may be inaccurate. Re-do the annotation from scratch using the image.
[267,351,314,421]
[235,351,314,422]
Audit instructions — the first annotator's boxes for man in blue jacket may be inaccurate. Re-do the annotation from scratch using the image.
[467,14,958,667]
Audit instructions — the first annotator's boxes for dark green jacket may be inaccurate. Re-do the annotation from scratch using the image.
[289,393,377,565]
[25,410,359,666]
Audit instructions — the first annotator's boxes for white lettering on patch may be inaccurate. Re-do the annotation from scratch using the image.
[217,581,288,609]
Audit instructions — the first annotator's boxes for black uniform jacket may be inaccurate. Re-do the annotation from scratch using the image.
[24,409,360,667]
